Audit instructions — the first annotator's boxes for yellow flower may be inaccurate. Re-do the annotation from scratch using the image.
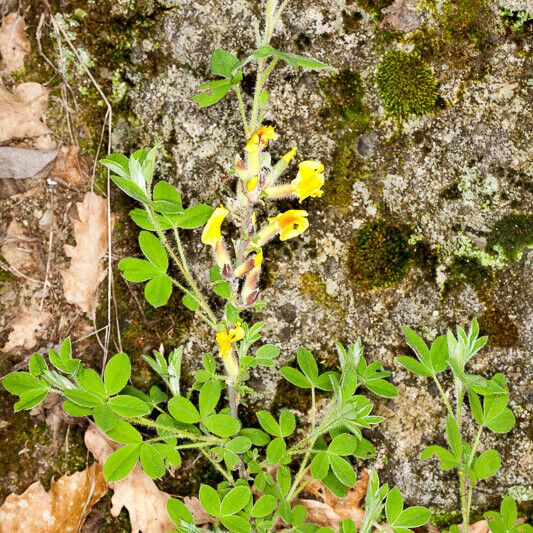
[216,324,245,376]
[291,161,325,202]
[254,248,263,267]
[281,146,297,164]
[245,126,278,152]
[201,206,228,246]
[246,175,259,191]
[268,210,309,241]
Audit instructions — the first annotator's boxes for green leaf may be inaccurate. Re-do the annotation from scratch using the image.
[386,487,404,525]
[63,399,93,417]
[93,403,118,432]
[28,354,47,376]
[2,372,46,395]
[469,391,484,425]
[485,407,515,434]
[394,506,431,527]
[311,451,330,480]
[108,395,151,417]
[100,154,129,178]
[14,389,48,411]
[251,494,277,518]
[501,495,517,529]
[420,445,458,469]
[204,413,241,437]
[168,395,201,424]
[167,498,194,526]
[328,454,355,487]
[182,293,200,311]
[221,515,252,533]
[277,465,291,496]
[139,231,168,271]
[129,208,180,231]
[77,368,106,399]
[402,326,431,362]
[266,437,286,464]
[104,352,131,395]
[63,389,103,408]
[279,410,296,437]
[199,379,222,418]
[329,434,358,456]
[103,443,141,482]
[297,347,318,382]
[227,436,252,453]
[396,356,433,377]
[256,410,281,436]
[193,79,232,107]
[212,280,231,299]
[119,257,160,282]
[445,415,462,459]
[153,181,182,211]
[240,427,270,446]
[140,443,166,479]
[144,274,173,308]
[322,470,349,498]
[473,449,501,480]
[429,335,448,373]
[221,485,250,516]
[280,367,312,389]
[110,175,148,203]
[365,378,398,398]
[199,484,221,517]
[256,344,280,359]
[211,48,240,78]
[353,437,376,459]
[106,419,143,444]
[174,204,214,228]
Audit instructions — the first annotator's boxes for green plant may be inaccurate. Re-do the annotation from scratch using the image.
[397,318,516,532]
[484,495,533,533]
[376,50,439,121]
[1,2,432,532]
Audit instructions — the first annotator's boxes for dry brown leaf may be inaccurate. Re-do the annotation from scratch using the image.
[2,308,52,351]
[48,146,88,189]
[84,425,175,533]
[1,219,43,277]
[0,82,54,148]
[0,462,107,533]
[60,192,113,315]
[296,468,369,529]
[0,13,31,75]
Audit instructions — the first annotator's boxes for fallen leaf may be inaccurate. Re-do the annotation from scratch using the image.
[84,425,175,533]
[48,146,88,190]
[183,496,213,526]
[2,308,52,351]
[0,13,31,75]
[296,469,369,529]
[468,521,489,533]
[0,82,55,148]
[380,0,422,32]
[60,192,113,315]
[0,462,107,533]
[1,220,43,277]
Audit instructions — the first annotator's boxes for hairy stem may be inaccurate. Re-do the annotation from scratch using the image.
[199,448,235,485]
[433,376,455,419]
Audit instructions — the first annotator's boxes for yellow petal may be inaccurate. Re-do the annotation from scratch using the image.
[228,324,245,343]
[292,160,325,202]
[281,146,297,164]
[247,175,259,191]
[268,210,310,241]
[201,206,229,246]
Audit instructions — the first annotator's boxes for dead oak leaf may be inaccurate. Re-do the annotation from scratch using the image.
[296,469,369,529]
[60,192,114,315]
[2,308,52,351]
[84,425,175,533]
[0,462,107,533]
[1,219,43,278]
[0,82,54,148]
[49,146,88,190]
[0,13,31,75]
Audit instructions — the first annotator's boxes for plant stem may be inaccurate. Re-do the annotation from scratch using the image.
[199,447,234,485]
[235,85,250,137]
[433,376,455,418]
[459,471,468,532]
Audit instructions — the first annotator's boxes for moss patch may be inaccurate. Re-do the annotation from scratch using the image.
[486,213,533,262]
[349,220,412,289]
[444,255,494,295]
[479,306,520,348]
[376,50,439,121]
[320,69,372,209]
[355,0,395,21]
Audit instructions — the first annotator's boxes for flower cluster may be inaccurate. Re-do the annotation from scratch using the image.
[201,125,325,367]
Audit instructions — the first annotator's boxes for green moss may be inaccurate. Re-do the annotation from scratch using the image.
[271,376,312,412]
[486,213,533,262]
[442,0,493,50]
[500,8,533,31]
[320,70,372,209]
[479,306,519,348]
[355,0,395,20]
[349,220,412,289]
[430,509,463,528]
[376,50,439,121]
[444,255,494,295]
